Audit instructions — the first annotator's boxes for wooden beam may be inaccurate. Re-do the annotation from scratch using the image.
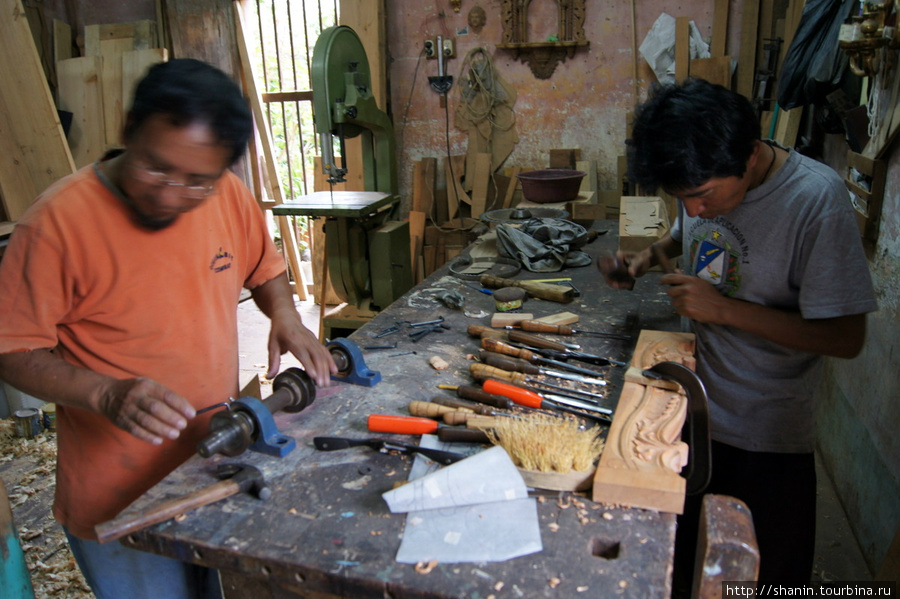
[675,16,691,83]
[56,57,106,169]
[711,0,729,58]
[737,0,760,98]
[0,0,74,222]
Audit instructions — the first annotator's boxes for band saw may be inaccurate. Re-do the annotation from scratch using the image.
[273,26,412,337]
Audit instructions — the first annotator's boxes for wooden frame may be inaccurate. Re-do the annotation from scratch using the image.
[496,0,589,79]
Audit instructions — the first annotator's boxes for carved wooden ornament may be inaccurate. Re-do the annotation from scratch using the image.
[497,0,589,79]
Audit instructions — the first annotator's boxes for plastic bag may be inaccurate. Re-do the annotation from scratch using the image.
[776,0,856,110]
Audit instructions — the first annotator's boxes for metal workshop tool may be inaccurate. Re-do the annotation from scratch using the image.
[507,330,629,366]
[481,378,613,423]
[519,320,632,341]
[328,337,381,386]
[366,414,490,443]
[481,338,612,376]
[313,436,466,465]
[94,464,269,544]
[271,26,412,335]
[643,362,711,495]
[477,350,607,386]
[196,368,315,459]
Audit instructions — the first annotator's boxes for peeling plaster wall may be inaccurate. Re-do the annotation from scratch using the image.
[385,0,737,207]
[818,136,900,574]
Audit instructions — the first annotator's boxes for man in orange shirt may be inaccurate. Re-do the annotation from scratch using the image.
[0,59,336,599]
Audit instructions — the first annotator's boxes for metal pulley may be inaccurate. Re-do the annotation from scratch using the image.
[479,206,569,225]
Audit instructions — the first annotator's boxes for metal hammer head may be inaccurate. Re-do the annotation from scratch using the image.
[215,463,271,501]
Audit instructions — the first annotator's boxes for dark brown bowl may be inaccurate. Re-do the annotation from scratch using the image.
[516,169,586,204]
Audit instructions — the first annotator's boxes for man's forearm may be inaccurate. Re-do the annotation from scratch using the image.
[0,349,111,412]
[250,273,299,321]
[723,300,866,359]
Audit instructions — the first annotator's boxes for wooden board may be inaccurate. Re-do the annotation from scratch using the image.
[737,0,760,98]
[689,56,732,87]
[0,0,75,222]
[711,0,730,58]
[532,311,579,326]
[411,158,436,214]
[592,329,696,513]
[675,16,691,84]
[470,152,492,218]
[56,57,106,169]
[122,48,168,117]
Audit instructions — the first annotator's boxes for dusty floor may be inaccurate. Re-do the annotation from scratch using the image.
[1,297,874,597]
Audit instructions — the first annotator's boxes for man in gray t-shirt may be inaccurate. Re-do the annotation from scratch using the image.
[601,79,877,587]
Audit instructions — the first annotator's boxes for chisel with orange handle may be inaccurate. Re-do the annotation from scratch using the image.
[520,320,632,341]
[481,338,609,377]
[477,351,607,386]
[367,414,491,443]
[481,379,613,422]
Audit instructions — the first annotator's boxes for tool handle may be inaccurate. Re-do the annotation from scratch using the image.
[467,324,506,339]
[465,414,500,430]
[430,396,490,414]
[367,414,438,435]
[508,330,569,352]
[479,275,574,304]
[478,350,541,375]
[521,320,575,335]
[408,400,463,418]
[95,479,240,544]
[470,363,526,385]
[482,379,543,409]
[442,411,472,426]
[437,427,491,444]
[481,338,536,362]
[455,385,515,410]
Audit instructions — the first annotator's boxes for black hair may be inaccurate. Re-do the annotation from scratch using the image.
[124,58,252,165]
[626,78,761,193]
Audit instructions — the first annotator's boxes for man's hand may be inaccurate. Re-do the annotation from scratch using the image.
[96,377,196,445]
[265,307,337,387]
[662,273,731,324]
[598,249,652,289]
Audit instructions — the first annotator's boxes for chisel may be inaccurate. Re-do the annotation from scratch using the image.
[481,338,608,377]
[519,320,632,341]
[366,414,490,443]
[481,379,612,422]
[507,330,628,367]
[466,324,508,340]
[478,350,607,386]
[505,330,581,349]
[470,364,608,405]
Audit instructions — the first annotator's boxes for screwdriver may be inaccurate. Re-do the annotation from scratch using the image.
[481,379,612,422]
[520,320,632,341]
[367,414,490,443]
[481,338,608,377]
[477,350,607,386]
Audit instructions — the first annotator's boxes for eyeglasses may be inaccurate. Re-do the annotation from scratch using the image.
[131,164,217,199]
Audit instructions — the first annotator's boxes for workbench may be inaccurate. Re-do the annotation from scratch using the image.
[118,220,684,598]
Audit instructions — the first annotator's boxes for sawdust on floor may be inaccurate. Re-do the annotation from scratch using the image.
[0,418,93,598]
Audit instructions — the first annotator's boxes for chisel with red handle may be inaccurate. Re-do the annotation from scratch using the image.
[367,414,490,443]
[481,379,612,422]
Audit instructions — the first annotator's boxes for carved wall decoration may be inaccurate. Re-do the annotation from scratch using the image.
[592,329,696,514]
[497,0,589,79]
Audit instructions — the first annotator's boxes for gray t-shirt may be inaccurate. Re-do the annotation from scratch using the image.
[670,145,877,453]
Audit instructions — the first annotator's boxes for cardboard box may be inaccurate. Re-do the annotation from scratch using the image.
[618,196,670,253]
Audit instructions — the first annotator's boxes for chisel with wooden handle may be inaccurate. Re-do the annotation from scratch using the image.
[520,320,632,341]
[367,414,490,443]
[480,274,575,303]
[408,400,471,418]
[481,338,608,377]
[482,379,613,422]
[466,324,507,339]
[507,330,628,367]
[478,350,607,386]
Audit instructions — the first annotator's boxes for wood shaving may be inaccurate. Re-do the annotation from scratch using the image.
[548,522,560,532]
[549,577,561,588]
[414,559,438,574]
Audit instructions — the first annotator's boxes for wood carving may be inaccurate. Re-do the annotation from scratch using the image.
[593,329,696,514]
[497,0,589,79]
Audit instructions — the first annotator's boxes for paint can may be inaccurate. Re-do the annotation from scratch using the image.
[14,408,42,439]
[42,403,57,432]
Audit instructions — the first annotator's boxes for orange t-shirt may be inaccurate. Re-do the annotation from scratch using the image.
[0,164,286,539]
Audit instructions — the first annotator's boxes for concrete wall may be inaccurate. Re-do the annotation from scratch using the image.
[819,133,900,574]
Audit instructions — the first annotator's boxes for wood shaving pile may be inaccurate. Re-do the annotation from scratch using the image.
[0,418,94,598]
[486,414,605,473]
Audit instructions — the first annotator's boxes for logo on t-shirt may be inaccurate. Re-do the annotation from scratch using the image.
[688,224,742,296]
[210,247,233,273]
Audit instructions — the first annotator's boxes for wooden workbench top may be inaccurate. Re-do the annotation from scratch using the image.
[121,220,682,598]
